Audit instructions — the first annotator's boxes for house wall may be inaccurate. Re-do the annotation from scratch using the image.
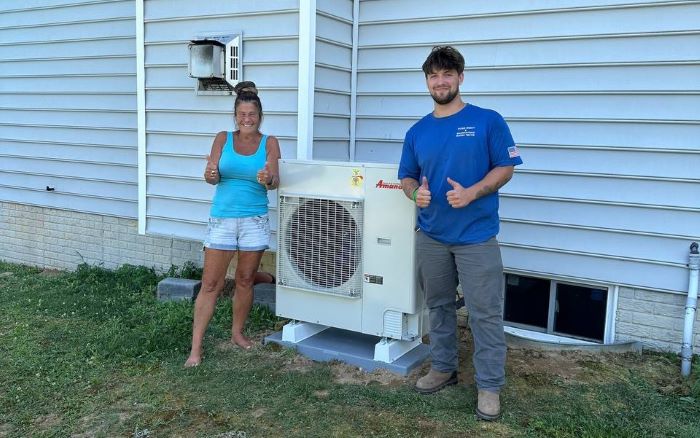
[0,0,139,217]
[0,0,294,268]
[313,0,353,161]
[354,0,700,295]
[0,0,188,271]
[143,0,301,245]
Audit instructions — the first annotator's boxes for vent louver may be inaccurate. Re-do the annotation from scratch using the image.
[279,196,363,297]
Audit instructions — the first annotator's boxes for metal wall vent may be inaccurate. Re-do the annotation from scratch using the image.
[188,33,241,95]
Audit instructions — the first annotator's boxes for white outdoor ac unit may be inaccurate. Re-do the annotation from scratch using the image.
[275,160,427,361]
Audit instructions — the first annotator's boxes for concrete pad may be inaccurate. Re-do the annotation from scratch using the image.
[265,327,429,376]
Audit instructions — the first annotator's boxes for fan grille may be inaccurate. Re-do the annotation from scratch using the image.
[279,196,363,297]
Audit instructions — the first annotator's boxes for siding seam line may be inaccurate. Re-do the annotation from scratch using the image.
[143,9,298,23]
[501,193,700,213]
[0,16,134,31]
[360,1,700,25]
[499,242,687,268]
[359,30,700,48]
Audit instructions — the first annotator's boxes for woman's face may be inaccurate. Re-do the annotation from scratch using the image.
[235,102,261,133]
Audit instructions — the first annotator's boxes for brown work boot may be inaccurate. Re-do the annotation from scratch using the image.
[476,389,501,421]
[414,369,457,394]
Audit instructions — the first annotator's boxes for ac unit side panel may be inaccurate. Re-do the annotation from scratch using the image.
[361,166,419,337]
[276,285,363,332]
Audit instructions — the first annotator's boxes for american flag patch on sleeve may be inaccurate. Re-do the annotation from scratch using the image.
[508,146,520,158]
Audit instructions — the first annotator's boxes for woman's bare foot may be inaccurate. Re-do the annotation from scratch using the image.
[184,350,202,367]
[232,333,253,350]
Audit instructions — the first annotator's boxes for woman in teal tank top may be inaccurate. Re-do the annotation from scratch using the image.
[185,82,281,367]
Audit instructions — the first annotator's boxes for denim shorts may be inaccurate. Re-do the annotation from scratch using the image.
[204,215,270,251]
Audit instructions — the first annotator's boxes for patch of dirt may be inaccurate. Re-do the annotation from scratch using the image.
[0,272,13,279]
[282,354,315,373]
[251,407,267,418]
[215,340,237,352]
[33,413,60,430]
[266,324,685,400]
[508,349,592,384]
[312,325,663,391]
[332,362,408,387]
[70,409,133,438]
[473,420,518,437]
[40,269,63,277]
[70,412,100,438]
[655,374,692,396]
[0,423,13,437]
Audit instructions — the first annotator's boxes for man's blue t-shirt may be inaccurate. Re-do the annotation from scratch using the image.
[398,104,523,245]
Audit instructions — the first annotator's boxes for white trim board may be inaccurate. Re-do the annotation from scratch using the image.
[296,0,316,160]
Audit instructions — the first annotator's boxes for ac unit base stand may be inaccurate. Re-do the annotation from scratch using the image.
[265,326,430,376]
[281,320,327,343]
[373,337,423,363]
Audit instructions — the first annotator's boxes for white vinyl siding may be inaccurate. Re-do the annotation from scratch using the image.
[143,0,300,242]
[313,0,353,161]
[355,0,700,293]
[0,0,137,218]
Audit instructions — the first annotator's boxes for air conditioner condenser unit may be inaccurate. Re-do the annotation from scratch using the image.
[275,160,428,363]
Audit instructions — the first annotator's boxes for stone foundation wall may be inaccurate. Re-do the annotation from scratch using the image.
[0,201,277,274]
[616,286,699,353]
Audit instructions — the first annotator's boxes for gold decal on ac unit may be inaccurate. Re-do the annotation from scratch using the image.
[351,169,364,187]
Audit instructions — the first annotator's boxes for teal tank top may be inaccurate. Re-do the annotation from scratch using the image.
[210,132,268,218]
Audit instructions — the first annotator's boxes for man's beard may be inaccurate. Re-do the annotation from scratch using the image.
[430,88,459,105]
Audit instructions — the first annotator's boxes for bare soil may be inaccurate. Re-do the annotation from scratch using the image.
[267,325,681,394]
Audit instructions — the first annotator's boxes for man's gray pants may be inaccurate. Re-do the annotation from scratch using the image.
[416,231,506,392]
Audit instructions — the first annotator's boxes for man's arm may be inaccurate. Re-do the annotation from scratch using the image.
[446,166,514,208]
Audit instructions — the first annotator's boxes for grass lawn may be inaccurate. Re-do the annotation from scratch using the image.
[1,261,699,437]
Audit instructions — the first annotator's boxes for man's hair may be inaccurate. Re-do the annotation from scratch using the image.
[422,46,465,76]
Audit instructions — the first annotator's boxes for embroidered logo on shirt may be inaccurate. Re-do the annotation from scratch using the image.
[456,126,476,138]
[508,145,520,158]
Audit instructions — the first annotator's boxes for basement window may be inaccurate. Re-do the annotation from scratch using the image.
[504,274,609,343]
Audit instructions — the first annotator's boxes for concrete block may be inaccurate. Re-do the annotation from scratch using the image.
[172,240,192,251]
[157,277,201,302]
[254,283,276,312]
[634,289,684,305]
[615,310,634,323]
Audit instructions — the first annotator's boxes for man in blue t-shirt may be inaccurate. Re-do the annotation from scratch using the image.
[398,46,523,421]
